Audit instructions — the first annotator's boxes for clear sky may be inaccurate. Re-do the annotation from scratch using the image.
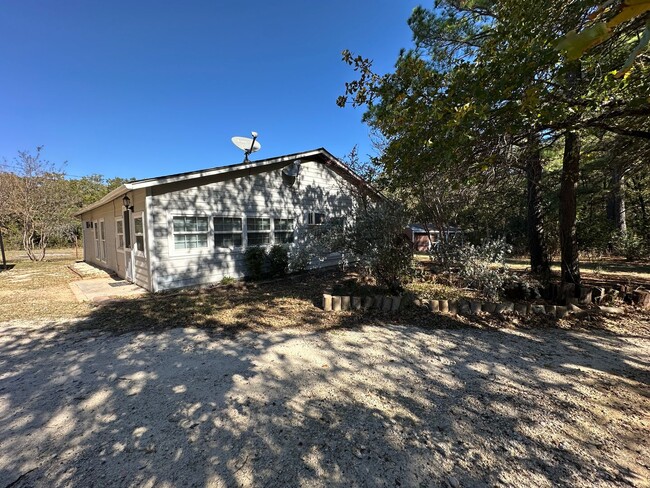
[0,1,421,179]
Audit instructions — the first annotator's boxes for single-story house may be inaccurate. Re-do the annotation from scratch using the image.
[75,148,379,291]
[405,224,462,252]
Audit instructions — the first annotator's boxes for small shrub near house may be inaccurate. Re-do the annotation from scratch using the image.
[294,202,413,294]
[244,244,290,280]
[267,244,289,277]
[244,246,267,280]
[220,276,236,286]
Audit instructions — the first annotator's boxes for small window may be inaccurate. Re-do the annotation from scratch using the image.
[274,218,294,244]
[93,221,100,259]
[115,218,125,252]
[214,216,242,248]
[247,217,270,246]
[308,212,326,225]
[134,214,146,254]
[172,216,208,250]
[98,219,106,261]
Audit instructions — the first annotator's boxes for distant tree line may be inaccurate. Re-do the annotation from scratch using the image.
[0,147,132,261]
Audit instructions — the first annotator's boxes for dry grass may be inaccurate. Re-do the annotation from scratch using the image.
[2,248,649,340]
[0,248,90,321]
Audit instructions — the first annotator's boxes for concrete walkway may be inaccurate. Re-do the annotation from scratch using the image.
[69,276,147,303]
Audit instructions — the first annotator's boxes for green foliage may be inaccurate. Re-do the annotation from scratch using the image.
[267,244,289,277]
[611,231,648,261]
[220,276,236,285]
[440,238,514,300]
[294,202,413,294]
[244,246,267,280]
[288,245,311,274]
[339,0,650,277]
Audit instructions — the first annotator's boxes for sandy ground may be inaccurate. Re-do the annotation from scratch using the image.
[0,320,648,488]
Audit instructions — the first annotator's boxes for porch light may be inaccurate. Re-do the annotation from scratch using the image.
[122,194,134,211]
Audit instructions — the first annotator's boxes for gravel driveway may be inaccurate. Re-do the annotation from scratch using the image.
[1,320,648,487]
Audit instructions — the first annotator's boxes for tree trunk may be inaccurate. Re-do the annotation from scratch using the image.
[559,130,581,286]
[0,230,6,269]
[631,177,648,232]
[607,167,627,234]
[526,141,550,277]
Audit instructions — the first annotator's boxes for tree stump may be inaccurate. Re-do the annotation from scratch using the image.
[633,289,650,309]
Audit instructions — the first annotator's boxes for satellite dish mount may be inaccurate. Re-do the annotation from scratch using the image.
[231,131,261,162]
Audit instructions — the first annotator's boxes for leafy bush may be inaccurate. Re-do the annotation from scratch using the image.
[288,245,311,273]
[293,202,413,294]
[611,231,647,261]
[267,244,289,277]
[244,246,267,280]
[439,237,513,300]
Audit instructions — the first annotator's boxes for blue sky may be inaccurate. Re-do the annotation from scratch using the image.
[0,1,421,179]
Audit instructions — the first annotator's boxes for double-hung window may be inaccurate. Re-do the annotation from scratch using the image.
[214,216,242,248]
[133,213,146,255]
[273,218,294,244]
[93,221,100,259]
[307,212,326,226]
[246,217,270,246]
[172,216,208,250]
[98,219,106,261]
[115,218,125,252]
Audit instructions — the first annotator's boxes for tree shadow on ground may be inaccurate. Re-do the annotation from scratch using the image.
[1,288,649,487]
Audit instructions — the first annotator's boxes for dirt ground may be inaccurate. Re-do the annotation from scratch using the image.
[2,249,649,486]
[0,318,648,488]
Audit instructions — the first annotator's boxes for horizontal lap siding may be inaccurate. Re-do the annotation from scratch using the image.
[151,161,355,290]
[80,200,121,276]
[131,189,151,290]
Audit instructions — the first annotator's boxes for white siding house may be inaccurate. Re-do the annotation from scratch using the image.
[75,148,379,291]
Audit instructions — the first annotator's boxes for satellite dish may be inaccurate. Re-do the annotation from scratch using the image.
[231,131,261,162]
[282,159,302,177]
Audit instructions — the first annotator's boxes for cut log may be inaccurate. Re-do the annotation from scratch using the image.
[323,294,332,312]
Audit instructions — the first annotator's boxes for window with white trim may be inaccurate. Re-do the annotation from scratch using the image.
[98,219,106,261]
[172,216,208,250]
[246,217,270,246]
[214,216,242,248]
[273,218,294,244]
[307,212,326,225]
[93,221,100,259]
[133,214,146,255]
[115,218,125,252]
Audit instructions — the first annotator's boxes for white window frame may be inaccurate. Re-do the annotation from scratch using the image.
[132,212,146,258]
[98,218,106,262]
[213,215,243,250]
[167,213,210,256]
[115,217,125,254]
[93,220,100,260]
[246,215,272,247]
[273,217,295,244]
[307,211,327,226]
